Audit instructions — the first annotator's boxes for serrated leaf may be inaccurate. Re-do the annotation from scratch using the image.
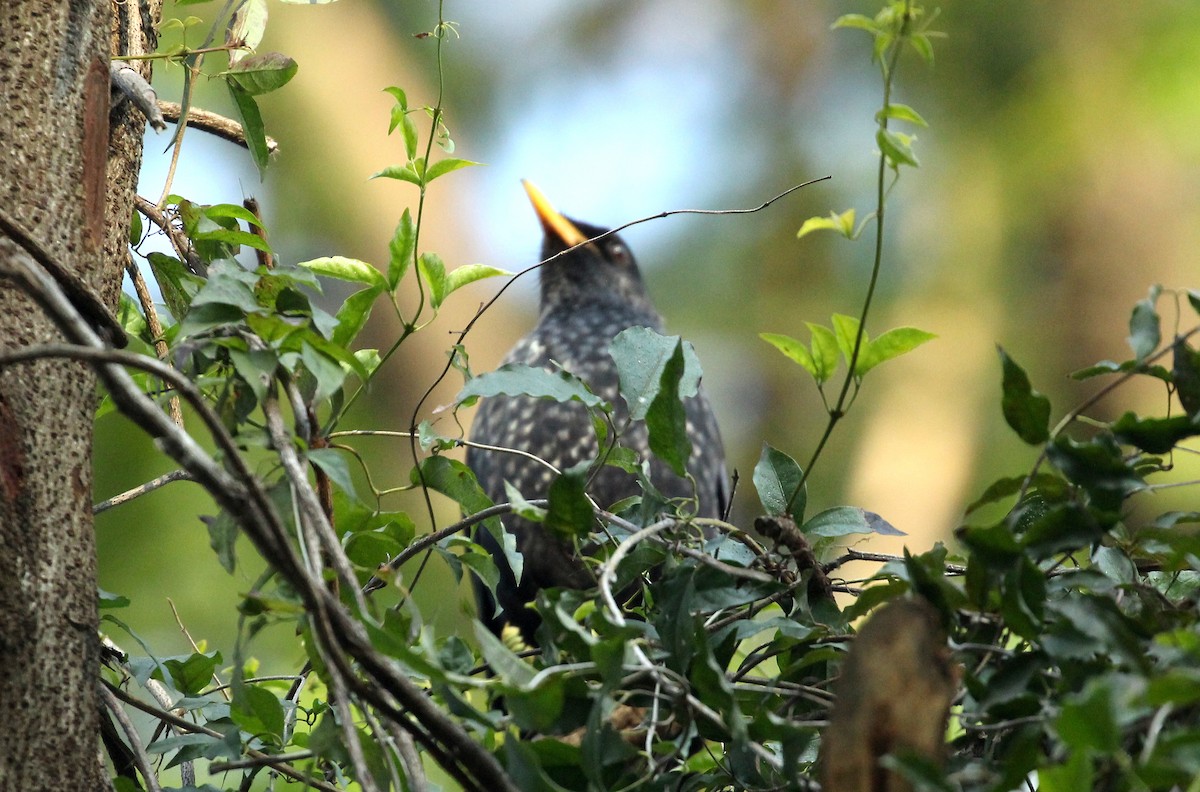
[998,346,1051,445]
[444,263,512,300]
[296,256,385,287]
[458,363,604,408]
[857,326,936,375]
[803,506,904,538]
[645,340,691,477]
[1127,287,1161,361]
[610,326,702,421]
[752,443,804,519]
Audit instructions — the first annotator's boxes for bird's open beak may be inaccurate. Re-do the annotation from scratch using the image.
[522,180,590,248]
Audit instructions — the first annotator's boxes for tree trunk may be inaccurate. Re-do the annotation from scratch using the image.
[0,0,155,787]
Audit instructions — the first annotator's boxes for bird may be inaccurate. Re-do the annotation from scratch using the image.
[466,181,728,642]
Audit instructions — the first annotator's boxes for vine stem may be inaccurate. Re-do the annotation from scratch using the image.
[785,0,915,515]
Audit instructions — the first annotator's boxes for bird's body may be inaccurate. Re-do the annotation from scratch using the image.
[467,183,726,640]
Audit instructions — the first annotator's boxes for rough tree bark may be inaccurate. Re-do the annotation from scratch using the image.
[0,0,157,787]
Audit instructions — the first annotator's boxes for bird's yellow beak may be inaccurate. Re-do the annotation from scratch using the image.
[522,180,590,248]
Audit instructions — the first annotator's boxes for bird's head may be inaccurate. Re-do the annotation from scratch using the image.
[523,180,656,317]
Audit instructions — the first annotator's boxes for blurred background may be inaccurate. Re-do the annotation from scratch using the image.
[96,0,1200,665]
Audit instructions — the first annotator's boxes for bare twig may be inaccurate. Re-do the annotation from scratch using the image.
[94,469,193,513]
[134,194,205,275]
[124,253,183,425]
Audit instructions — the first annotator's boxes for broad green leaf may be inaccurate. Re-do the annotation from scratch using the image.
[1056,681,1120,753]
[472,621,536,689]
[610,326,702,421]
[230,684,285,745]
[300,340,348,401]
[802,506,904,538]
[163,651,221,696]
[832,13,877,32]
[759,332,817,377]
[418,251,447,308]
[806,322,839,384]
[411,457,497,531]
[227,347,276,401]
[225,52,297,95]
[145,253,202,320]
[857,326,936,375]
[644,339,691,477]
[443,263,512,300]
[997,347,1051,445]
[1127,286,1161,361]
[504,481,547,522]
[309,447,360,502]
[457,363,604,408]
[296,256,385,287]
[424,157,481,182]
[752,443,804,519]
[388,209,415,288]
[201,203,264,227]
[190,262,260,313]
[546,464,594,538]
[226,82,269,175]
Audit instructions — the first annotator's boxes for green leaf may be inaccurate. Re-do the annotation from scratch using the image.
[300,340,348,401]
[831,313,865,367]
[309,447,360,502]
[128,208,143,246]
[296,256,385,287]
[204,510,238,573]
[146,252,203,320]
[759,332,817,378]
[226,0,267,65]
[418,251,448,308]
[877,128,920,168]
[803,506,904,538]
[857,326,936,375]
[163,651,221,696]
[227,347,276,402]
[806,322,839,384]
[878,103,928,127]
[332,285,383,348]
[443,263,512,300]
[796,208,855,240]
[1057,681,1120,753]
[1173,337,1200,417]
[644,339,691,477]
[1111,411,1200,454]
[231,684,286,744]
[832,13,877,32]
[388,209,415,288]
[371,163,422,185]
[1127,286,1161,361]
[610,327,702,421]
[752,443,804,519]
[226,82,269,176]
[998,347,1051,445]
[412,456,494,520]
[424,157,481,182]
[458,363,604,409]
[546,464,594,538]
[225,52,298,95]
[503,481,547,522]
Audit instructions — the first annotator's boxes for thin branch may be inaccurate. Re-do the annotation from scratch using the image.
[124,252,183,425]
[158,101,280,154]
[134,194,205,275]
[94,469,193,513]
[98,683,164,792]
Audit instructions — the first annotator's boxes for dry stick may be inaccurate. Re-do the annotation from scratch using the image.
[1,245,513,792]
[98,684,164,792]
[123,252,183,426]
[94,468,192,513]
[158,101,279,154]
[104,683,341,792]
